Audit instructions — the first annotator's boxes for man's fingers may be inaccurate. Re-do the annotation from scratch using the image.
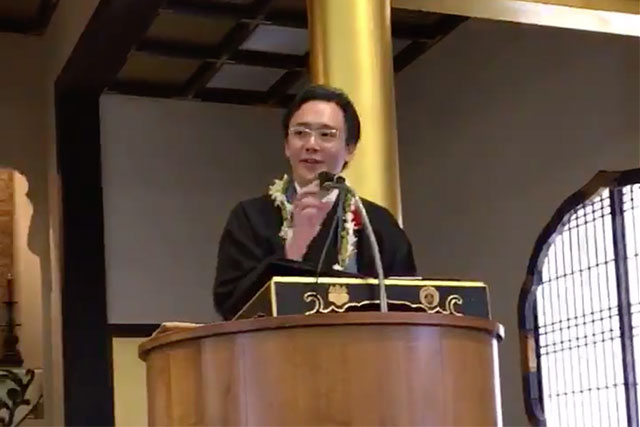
[295,180,327,202]
[294,194,323,212]
[295,190,320,205]
[298,180,320,194]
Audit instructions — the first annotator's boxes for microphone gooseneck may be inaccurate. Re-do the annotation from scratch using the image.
[315,189,344,278]
[318,174,388,313]
[315,171,344,277]
[351,194,388,313]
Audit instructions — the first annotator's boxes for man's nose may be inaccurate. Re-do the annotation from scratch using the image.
[303,135,320,151]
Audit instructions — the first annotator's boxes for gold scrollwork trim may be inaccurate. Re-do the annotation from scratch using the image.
[303,292,464,316]
[303,292,323,315]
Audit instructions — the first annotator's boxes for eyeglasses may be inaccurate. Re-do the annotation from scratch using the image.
[288,126,341,144]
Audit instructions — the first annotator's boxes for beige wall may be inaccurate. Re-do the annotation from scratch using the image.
[395,20,639,426]
[13,171,43,370]
[0,0,100,425]
[112,337,147,427]
[0,31,51,424]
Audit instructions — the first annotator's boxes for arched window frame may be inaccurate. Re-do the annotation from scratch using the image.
[518,168,640,427]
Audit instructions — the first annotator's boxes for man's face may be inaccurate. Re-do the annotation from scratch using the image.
[284,100,355,187]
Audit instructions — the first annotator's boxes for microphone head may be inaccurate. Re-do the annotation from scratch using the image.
[317,171,336,187]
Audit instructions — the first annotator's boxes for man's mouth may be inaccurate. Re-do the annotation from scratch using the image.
[301,159,323,165]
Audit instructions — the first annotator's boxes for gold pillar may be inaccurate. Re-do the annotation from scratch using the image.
[307,0,402,220]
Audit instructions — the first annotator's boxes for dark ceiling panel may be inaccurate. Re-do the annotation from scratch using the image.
[240,24,308,55]
[136,39,306,69]
[108,0,468,108]
[207,63,285,91]
[144,10,236,46]
[180,0,274,97]
[117,52,201,85]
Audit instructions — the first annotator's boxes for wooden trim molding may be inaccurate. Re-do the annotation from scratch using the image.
[54,0,164,424]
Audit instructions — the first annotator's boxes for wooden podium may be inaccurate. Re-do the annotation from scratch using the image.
[139,312,504,426]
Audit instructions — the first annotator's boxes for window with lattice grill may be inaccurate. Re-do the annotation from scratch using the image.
[519,169,640,427]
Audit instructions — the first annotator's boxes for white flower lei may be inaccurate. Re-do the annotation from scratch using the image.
[268,174,357,270]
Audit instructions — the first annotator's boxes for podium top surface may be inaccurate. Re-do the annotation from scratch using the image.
[139,313,504,360]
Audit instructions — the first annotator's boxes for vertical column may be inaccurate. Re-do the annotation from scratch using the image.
[307,0,402,220]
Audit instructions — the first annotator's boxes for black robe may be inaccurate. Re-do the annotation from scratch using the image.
[213,193,417,320]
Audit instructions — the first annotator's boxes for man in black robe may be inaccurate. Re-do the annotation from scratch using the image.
[214,85,417,320]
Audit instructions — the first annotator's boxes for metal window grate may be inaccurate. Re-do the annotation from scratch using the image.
[520,170,640,427]
[624,185,640,419]
[536,189,628,427]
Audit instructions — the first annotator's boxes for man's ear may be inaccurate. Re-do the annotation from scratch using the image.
[345,143,356,162]
[284,139,291,159]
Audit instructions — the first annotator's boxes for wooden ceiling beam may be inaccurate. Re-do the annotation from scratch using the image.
[197,87,293,107]
[162,0,307,27]
[230,49,306,69]
[54,0,165,424]
[0,18,33,34]
[394,15,467,72]
[56,0,165,93]
[108,80,296,108]
[392,14,467,40]
[162,0,469,39]
[393,41,431,73]
[136,39,307,69]
[265,68,305,106]
[108,80,184,98]
[35,0,59,32]
[162,0,249,20]
[393,0,640,37]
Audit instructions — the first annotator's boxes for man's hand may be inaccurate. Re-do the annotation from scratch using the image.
[285,181,332,261]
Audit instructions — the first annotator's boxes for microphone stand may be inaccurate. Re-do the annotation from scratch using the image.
[315,187,345,278]
[321,179,388,313]
[351,194,388,313]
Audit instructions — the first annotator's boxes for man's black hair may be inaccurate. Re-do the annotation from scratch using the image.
[282,84,361,146]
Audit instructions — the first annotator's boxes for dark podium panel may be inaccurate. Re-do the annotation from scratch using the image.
[234,276,491,320]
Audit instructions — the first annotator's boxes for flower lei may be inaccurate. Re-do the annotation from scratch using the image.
[268,174,360,270]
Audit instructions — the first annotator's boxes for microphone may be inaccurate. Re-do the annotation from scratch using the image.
[317,172,388,313]
[318,171,345,187]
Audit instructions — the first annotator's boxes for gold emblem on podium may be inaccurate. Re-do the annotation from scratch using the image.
[420,286,440,309]
[328,285,349,307]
